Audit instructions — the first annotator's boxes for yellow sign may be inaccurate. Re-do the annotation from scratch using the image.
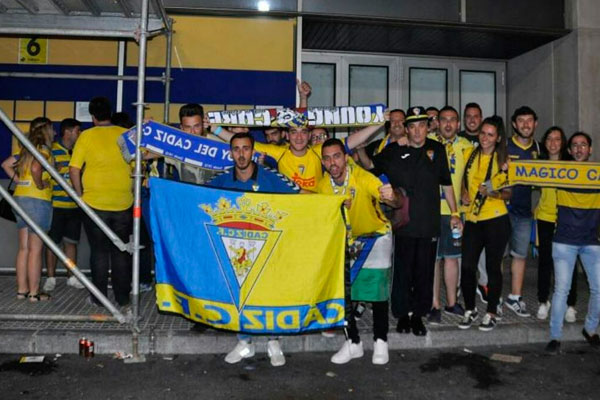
[19,37,48,64]
[492,160,600,190]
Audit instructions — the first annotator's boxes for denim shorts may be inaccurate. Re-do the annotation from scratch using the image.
[509,213,532,259]
[436,215,462,259]
[14,196,52,232]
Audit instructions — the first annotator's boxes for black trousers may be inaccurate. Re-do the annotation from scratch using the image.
[461,215,510,314]
[537,219,578,305]
[83,207,132,306]
[391,236,437,318]
[347,301,389,343]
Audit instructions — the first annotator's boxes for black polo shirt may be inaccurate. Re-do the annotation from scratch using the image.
[372,138,452,238]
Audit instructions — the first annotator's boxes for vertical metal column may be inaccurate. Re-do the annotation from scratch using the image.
[163,19,173,124]
[126,0,150,364]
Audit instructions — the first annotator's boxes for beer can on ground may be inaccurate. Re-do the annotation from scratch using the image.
[84,340,95,358]
[79,338,87,357]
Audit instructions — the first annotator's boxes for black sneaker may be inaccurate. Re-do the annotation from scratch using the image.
[582,328,600,347]
[444,303,465,317]
[396,315,411,334]
[506,297,531,317]
[478,313,497,332]
[545,340,561,355]
[458,309,479,330]
[476,285,488,304]
[411,315,427,336]
[427,308,442,325]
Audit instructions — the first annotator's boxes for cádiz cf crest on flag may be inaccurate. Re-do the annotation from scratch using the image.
[149,178,347,334]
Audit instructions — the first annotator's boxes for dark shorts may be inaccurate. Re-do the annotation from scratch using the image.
[48,207,82,244]
[436,215,461,259]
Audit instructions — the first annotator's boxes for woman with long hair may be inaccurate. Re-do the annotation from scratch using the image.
[535,126,578,321]
[1,119,54,302]
[458,115,512,331]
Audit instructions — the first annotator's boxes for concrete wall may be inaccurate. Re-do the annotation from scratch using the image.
[507,0,600,160]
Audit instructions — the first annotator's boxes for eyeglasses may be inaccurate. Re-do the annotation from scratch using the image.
[570,143,589,149]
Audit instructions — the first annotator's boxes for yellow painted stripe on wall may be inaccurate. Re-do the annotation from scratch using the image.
[0,100,15,119]
[0,37,117,66]
[48,39,118,66]
[127,35,167,69]
[15,101,44,121]
[46,101,74,121]
[0,38,19,63]
[127,16,295,71]
[145,103,165,122]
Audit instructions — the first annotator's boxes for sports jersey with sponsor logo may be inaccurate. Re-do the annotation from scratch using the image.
[429,133,473,215]
[13,146,53,201]
[207,163,300,194]
[317,163,390,237]
[507,136,540,217]
[463,147,508,223]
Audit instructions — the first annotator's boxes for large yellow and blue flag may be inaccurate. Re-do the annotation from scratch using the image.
[149,178,347,334]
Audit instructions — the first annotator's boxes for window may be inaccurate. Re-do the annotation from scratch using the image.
[409,67,447,108]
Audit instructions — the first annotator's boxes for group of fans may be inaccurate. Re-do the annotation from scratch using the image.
[2,81,599,367]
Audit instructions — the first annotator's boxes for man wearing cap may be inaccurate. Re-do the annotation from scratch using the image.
[212,111,386,192]
[371,106,462,336]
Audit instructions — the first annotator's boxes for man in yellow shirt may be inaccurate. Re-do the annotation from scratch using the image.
[69,97,132,307]
[317,138,401,366]
[427,106,473,323]
[213,111,386,192]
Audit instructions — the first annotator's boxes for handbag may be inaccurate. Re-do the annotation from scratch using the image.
[390,188,409,230]
[0,176,17,222]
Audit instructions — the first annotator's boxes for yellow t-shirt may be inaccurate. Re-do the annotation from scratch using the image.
[13,146,53,201]
[317,164,390,237]
[255,142,326,192]
[535,187,558,223]
[69,125,133,211]
[463,148,508,222]
[429,134,473,215]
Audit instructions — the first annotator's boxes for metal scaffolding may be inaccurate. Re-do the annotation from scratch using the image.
[0,0,174,363]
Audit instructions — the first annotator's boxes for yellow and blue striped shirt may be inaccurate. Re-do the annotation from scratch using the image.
[51,140,77,209]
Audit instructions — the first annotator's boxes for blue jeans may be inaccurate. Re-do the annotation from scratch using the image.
[550,242,600,340]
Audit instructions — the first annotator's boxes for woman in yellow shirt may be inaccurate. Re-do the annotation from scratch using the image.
[458,116,512,331]
[1,120,54,302]
[535,126,578,321]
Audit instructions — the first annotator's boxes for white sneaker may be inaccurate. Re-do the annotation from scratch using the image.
[42,277,56,292]
[67,276,85,289]
[330,340,363,364]
[565,306,577,323]
[267,340,285,367]
[224,340,255,364]
[536,301,550,320]
[372,339,389,365]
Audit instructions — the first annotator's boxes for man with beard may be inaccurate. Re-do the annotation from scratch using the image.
[371,106,462,336]
[546,132,600,354]
[317,138,401,365]
[207,132,299,367]
[505,106,541,317]
[458,103,483,146]
[213,112,386,192]
[427,106,473,324]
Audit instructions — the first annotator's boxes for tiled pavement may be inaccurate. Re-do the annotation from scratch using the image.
[0,260,590,355]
